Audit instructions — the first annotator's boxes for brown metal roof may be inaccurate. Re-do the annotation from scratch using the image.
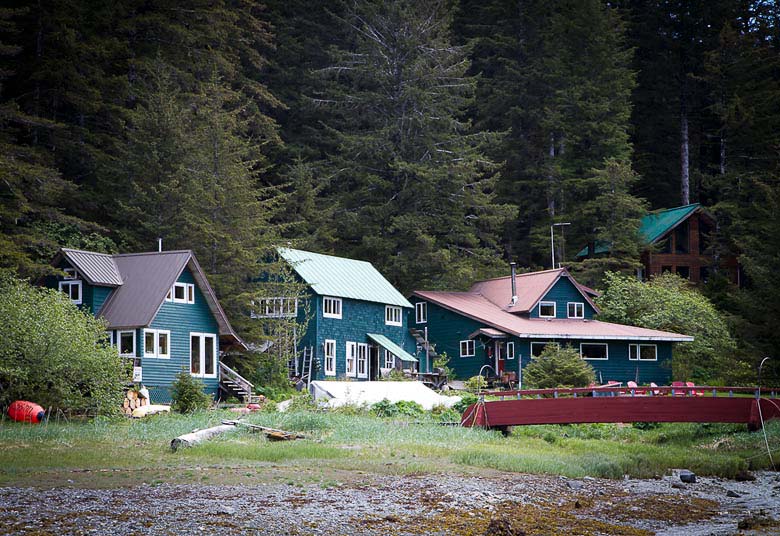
[412,290,693,342]
[60,248,123,287]
[469,268,599,314]
[82,250,240,344]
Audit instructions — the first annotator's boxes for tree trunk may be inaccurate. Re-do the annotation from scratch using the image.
[680,82,690,205]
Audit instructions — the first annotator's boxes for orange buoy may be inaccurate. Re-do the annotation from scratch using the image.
[8,400,45,423]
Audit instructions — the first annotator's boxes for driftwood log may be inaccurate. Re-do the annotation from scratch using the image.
[170,423,237,451]
[224,420,307,441]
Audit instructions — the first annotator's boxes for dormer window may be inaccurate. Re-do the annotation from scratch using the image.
[567,302,584,319]
[539,301,556,318]
[168,282,195,304]
[59,279,82,305]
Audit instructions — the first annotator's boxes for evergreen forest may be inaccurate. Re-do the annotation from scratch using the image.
[1,1,779,382]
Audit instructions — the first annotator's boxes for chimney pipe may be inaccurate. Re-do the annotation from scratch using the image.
[510,262,518,306]
[158,238,162,252]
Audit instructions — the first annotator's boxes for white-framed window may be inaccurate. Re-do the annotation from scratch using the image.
[629,343,657,361]
[118,330,136,357]
[251,297,298,318]
[415,301,427,324]
[346,342,357,378]
[324,339,336,376]
[323,296,342,319]
[460,340,475,357]
[63,267,77,280]
[580,342,608,360]
[59,280,82,305]
[538,301,556,318]
[531,341,557,357]
[190,332,217,378]
[567,302,584,319]
[357,343,369,379]
[385,305,402,326]
[506,342,515,360]
[143,329,171,358]
[383,349,395,369]
[172,282,195,304]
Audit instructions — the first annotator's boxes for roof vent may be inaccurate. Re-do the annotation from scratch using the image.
[509,262,518,306]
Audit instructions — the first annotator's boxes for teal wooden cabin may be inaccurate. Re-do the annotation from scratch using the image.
[411,267,693,386]
[270,248,418,382]
[47,248,242,402]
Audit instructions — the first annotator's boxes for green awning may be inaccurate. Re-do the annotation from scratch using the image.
[367,333,418,363]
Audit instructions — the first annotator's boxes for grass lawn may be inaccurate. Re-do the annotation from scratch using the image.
[0,409,777,488]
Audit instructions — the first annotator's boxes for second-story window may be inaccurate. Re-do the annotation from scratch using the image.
[567,302,584,318]
[251,297,298,318]
[59,280,82,305]
[323,296,342,319]
[539,301,556,318]
[170,282,195,304]
[385,305,402,326]
[415,302,427,324]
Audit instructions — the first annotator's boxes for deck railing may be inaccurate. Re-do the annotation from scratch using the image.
[480,385,777,400]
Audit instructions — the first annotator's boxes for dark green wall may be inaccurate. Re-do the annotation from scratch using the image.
[411,297,674,385]
[530,276,595,319]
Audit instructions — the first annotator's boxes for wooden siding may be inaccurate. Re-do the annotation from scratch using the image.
[92,286,113,314]
[530,277,595,319]
[411,298,674,385]
[301,295,416,381]
[142,268,220,398]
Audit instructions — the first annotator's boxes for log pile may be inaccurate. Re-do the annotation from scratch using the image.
[122,390,149,415]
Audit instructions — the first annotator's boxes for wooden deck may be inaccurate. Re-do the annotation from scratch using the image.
[461,386,780,431]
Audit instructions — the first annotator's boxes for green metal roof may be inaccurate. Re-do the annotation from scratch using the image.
[639,203,701,244]
[367,333,418,363]
[278,248,412,308]
[577,203,702,257]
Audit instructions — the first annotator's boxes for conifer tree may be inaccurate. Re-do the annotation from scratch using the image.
[317,0,511,292]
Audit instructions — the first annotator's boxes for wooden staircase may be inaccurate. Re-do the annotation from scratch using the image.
[410,328,438,360]
[219,362,262,403]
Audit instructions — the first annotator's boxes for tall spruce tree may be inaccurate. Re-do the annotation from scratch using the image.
[455,0,638,268]
[317,0,511,292]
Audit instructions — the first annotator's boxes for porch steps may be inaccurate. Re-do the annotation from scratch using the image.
[219,362,261,404]
[410,328,438,359]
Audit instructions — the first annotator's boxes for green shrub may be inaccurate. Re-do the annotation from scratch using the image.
[370,399,425,418]
[452,393,478,414]
[0,274,128,414]
[170,371,212,413]
[464,375,487,393]
[523,344,596,389]
[285,392,318,411]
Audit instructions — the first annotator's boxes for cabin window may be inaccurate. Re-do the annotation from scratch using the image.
[506,342,515,360]
[460,340,475,357]
[415,302,427,324]
[676,266,690,279]
[383,349,395,369]
[385,305,402,326]
[356,343,369,378]
[143,329,170,358]
[567,302,584,319]
[346,342,357,377]
[59,280,82,305]
[118,330,135,357]
[190,333,217,378]
[674,221,690,253]
[580,343,608,360]
[323,296,342,319]
[172,282,195,304]
[251,297,297,318]
[661,265,673,274]
[531,342,557,357]
[63,268,77,280]
[629,344,657,361]
[538,301,556,318]
[324,339,336,376]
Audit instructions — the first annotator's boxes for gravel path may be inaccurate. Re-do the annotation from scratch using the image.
[1,471,778,535]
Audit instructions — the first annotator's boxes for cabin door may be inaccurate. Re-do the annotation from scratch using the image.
[495,341,505,374]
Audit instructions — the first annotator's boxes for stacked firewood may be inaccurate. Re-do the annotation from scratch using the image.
[122,390,149,415]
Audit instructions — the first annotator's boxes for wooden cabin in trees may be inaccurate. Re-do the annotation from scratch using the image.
[410,268,693,386]
[577,203,740,284]
[46,248,245,402]
[271,248,418,383]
